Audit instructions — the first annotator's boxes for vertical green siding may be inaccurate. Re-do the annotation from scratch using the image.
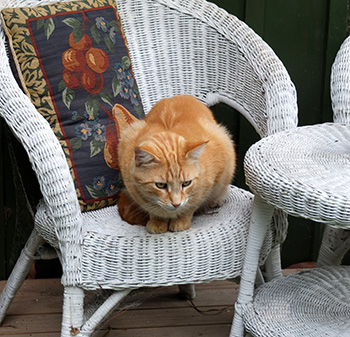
[213,0,349,267]
[0,122,5,279]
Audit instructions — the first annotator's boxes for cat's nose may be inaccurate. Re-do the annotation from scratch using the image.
[172,202,181,208]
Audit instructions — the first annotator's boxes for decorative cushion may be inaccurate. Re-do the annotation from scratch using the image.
[1,0,145,211]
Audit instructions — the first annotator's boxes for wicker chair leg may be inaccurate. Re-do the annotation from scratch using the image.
[80,289,131,335]
[178,284,196,300]
[230,195,275,337]
[263,244,283,281]
[0,228,45,324]
[231,304,245,337]
[317,226,350,267]
[61,287,131,336]
[61,286,85,337]
[255,268,265,287]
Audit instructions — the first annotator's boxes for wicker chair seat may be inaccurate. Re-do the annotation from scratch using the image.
[242,266,350,337]
[35,185,274,290]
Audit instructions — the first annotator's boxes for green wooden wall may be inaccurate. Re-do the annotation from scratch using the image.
[0,0,349,279]
[213,0,350,267]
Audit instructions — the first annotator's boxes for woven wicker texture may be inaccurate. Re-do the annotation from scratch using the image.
[0,0,298,335]
[243,266,350,337]
[244,123,350,227]
[331,35,350,125]
[317,36,350,267]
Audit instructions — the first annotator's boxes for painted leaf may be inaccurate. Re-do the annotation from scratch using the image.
[99,89,113,107]
[44,18,55,40]
[62,17,82,29]
[90,139,104,157]
[134,104,144,119]
[112,77,121,97]
[70,137,82,152]
[37,19,45,30]
[85,95,100,118]
[104,34,115,53]
[122,56,130,70]
[62,87,75,109]
[85,185,106,199]
[109,20,120,31]
[58,80,66,92]
[72,27,84,44]
[91,24,101,44]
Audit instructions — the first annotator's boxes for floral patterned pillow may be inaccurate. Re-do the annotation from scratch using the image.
[1,0,145,211]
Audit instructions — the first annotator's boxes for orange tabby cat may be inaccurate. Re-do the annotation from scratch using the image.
[117,95,236,234]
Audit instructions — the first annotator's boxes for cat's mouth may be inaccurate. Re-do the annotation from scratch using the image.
[159,200,188,213]
[163,204,183,212]
[162,200,187,213]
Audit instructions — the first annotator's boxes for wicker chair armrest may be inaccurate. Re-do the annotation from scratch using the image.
[0,29,82,284]
[331,35,350,124]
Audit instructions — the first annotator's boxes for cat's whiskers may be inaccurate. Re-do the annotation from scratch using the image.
[155,200,176,213]
[143,200,165,214]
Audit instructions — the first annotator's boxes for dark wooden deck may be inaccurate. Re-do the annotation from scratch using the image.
[0,269,301,336]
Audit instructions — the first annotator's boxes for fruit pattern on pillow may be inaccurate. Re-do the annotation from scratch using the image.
[1,1,145,211]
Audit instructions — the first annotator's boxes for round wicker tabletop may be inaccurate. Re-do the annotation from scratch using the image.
[243,265,350,337]
[244,123,350,228]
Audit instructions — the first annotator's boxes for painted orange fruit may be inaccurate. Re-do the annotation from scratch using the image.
[62,48,86,72]
[85,48,109,73]
[69,33,92,52]
[62,68,82,90]
[81,68,104,94]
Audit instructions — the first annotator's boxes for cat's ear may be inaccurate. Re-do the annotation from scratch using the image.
[134,147,159,167]
[185,141,209,161]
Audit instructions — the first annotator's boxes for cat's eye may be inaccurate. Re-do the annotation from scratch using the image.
[182,180,192,188]
[155,182,167,189]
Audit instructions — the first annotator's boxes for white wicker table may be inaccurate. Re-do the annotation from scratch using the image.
[231,123,350,337]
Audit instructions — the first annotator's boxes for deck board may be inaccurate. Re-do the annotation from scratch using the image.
[0,269,301,336]
[0,279,238,336]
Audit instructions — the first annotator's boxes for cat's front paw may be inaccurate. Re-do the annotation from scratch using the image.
[146,218,168,234]
[169,217,191,232]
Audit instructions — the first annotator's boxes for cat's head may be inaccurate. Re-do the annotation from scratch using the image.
[129,132,208,218]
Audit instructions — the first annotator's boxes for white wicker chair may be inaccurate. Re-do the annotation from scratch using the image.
[0,0,297,336]
[317,35,350,267]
